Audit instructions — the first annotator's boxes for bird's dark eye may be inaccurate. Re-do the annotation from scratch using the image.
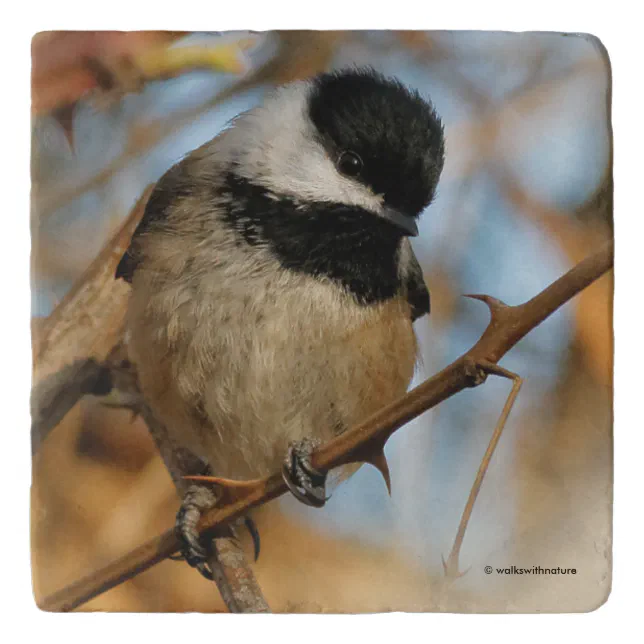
[337,151,363,177]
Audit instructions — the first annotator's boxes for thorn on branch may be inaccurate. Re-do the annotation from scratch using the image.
[463,293,509,315]
[365,448,392,495]
[182,474,267,507]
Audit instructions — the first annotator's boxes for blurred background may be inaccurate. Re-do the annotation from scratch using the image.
[30,30,612,612]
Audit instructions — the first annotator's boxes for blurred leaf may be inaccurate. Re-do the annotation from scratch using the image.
[135,42,253,79]
[32,31,185,114]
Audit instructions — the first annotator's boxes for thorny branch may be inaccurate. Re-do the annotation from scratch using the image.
[37,239,614,612]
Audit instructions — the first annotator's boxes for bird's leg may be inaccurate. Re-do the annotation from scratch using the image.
[282,437,328,508]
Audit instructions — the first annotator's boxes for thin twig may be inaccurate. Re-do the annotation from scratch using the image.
[38,240,613,612]
[442,363,523,580]
[207,537,270,613]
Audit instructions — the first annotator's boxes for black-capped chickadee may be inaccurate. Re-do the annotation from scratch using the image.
[116,68,445,577]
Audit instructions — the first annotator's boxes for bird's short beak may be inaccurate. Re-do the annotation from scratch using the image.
[381,207,419,237]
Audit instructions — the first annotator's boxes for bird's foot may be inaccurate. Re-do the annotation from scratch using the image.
[174,484,262,579]
[282,438,328,508]
[175,484,219,580]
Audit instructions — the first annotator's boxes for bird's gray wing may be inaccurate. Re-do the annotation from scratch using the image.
[406,250,430,321]
[115,165,185,283]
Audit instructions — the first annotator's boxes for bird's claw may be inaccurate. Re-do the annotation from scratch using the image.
[282,438,328,508]
[175,484,262,578]
[175,484,219,580]
[243,516,262,562]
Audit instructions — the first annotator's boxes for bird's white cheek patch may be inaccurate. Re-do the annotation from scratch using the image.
[225,83,384,213]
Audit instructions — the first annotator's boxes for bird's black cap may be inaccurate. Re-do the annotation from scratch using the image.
[308,67,445,218]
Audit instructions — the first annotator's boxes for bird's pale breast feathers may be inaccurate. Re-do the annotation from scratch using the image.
[117,68,443,478]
